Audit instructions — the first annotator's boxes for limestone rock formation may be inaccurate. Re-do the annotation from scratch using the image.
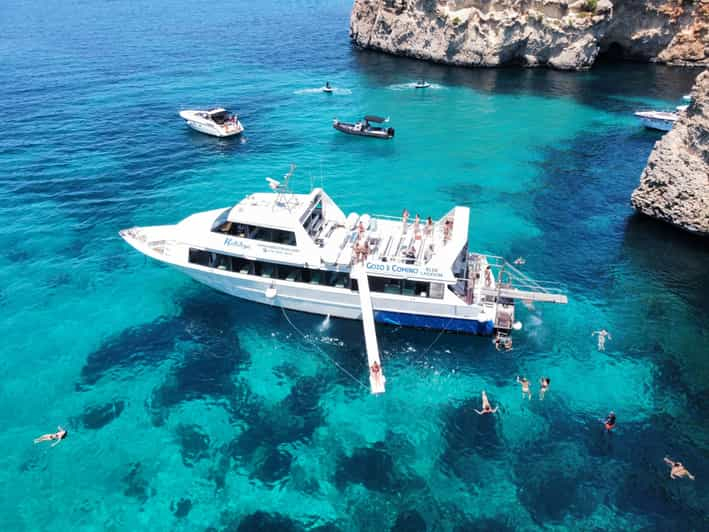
[601,0,709,65]
[350,1,709,70]
[631,70,709,236]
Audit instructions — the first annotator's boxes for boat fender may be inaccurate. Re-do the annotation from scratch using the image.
[512,321,522,331]
[265,286,277,299]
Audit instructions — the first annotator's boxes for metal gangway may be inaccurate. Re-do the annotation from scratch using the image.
[352,265,386,394]
[469,253,568,305]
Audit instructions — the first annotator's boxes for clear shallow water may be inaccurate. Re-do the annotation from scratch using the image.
[1,0,707,530]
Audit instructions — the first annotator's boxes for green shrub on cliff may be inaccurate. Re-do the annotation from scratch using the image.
[581,0,598,12]
[452,16,461,26]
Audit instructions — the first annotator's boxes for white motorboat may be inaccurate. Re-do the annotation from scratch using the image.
[414,80,430,89]
[683,94,692,102]
[634,110,679,132]
[120,167,566,338]
[179,108,244,137]
[323,82,333,93]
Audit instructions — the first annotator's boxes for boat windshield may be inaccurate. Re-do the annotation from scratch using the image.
[210,111,230,124]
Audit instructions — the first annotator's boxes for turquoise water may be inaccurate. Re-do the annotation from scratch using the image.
[1,0,707,530]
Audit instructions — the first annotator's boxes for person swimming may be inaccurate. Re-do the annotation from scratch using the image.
[592,329,612,351]
[664,457,695,480]
[494,335,513,352]
[516,376,531,400]
[539,377,550,400]
[34,426,68,447]
[474,390,498,415]
[602,412,616,431]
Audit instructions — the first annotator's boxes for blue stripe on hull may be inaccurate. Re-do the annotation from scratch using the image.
[374,311,495,336]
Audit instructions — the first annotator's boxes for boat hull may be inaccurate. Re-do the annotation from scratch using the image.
[179,264,495,335]
[634,112,676,132]
[184,120,244,137]
[333,121,394,139]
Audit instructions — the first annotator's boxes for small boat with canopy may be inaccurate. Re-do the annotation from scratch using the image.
[179,108,244,137]
[415,80,430,89]
[333,115,394,139]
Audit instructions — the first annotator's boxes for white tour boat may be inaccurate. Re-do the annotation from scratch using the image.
[634,110,679,132]
[120,167,566,339]
[179,107,244,137]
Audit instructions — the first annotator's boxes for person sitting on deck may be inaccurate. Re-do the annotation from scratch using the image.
[402,209,410,233]
[664,457,695,480]
[413,214,421,239]
[474,391,498,415]
[424,216,433,236]
[404,245,416,264]
[443,218,452,241]
[34,426,68,447]
[353,240,364,264]
[516,376,532,400]
[484,266,493,288]
[362,239,370,262]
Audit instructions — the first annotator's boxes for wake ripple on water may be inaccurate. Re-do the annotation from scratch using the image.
[293,87,352,95]
[387,82,445,91]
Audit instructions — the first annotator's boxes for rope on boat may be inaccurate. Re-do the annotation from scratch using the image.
[418,317,455,358]
[279,305,369,392]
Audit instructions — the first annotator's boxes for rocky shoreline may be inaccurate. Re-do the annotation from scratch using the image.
[350,1,709,71]
[631,70,709,236]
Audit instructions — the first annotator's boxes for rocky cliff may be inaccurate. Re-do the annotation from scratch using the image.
[631,70,709,236]
[350,0,709,70]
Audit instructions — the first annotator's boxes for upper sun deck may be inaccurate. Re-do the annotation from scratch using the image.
[226,189,324,229]
[177,184,469,282]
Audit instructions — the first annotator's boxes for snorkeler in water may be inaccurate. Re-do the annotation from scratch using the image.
[516,376,532,400]
[539,377,550,400]
[592,329,612,351]
[474,391,498,415]
[34,426,68,447]
[664,457,695,480]
[601,411,616,432]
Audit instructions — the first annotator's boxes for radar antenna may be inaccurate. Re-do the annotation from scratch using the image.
[266,164,297,210]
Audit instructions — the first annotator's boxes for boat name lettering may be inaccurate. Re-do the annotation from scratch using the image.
[224,237,251,249]
[365,262,444,279]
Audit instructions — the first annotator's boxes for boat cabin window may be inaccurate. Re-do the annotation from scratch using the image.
[429,283,444,299]
[213,222,296,246]
[188,249,441,300]
[366,276,435,297]
[302,199,324,238]
[453,242,468,279]
[188,248,211,266]
[210,111,229,124]
[188,248,350,288]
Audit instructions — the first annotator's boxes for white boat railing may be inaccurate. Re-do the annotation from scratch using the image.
[468,253,568,304]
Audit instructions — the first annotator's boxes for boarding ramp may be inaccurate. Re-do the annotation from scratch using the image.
[470,254,568,305]
[352,265,386,394]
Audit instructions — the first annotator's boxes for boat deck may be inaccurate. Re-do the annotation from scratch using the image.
[316,212,454,268]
